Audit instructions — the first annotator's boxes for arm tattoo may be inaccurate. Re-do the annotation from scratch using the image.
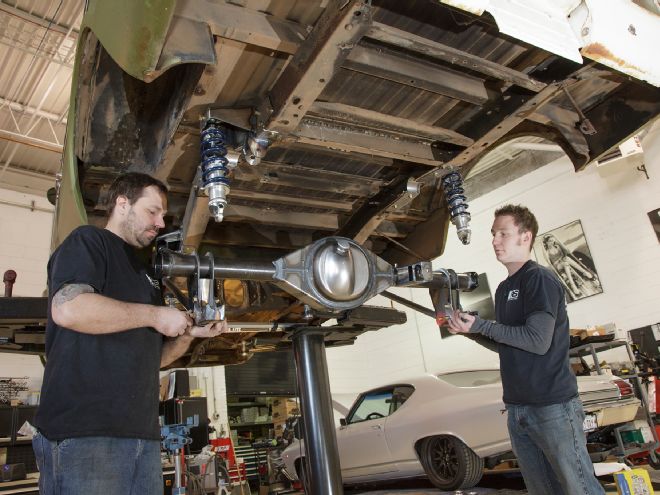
[52,284,94,307]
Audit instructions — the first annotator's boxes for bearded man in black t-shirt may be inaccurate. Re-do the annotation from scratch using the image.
[447,204,604,495]
[33,173,227,495]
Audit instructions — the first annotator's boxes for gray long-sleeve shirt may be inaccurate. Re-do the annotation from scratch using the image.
[471,311,556,355]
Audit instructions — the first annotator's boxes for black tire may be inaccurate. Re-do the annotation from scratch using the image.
[418,435,484,491]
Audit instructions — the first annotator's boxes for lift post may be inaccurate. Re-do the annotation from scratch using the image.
[292,328,344,495]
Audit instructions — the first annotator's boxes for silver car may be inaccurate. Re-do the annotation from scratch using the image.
[281,370,640,491]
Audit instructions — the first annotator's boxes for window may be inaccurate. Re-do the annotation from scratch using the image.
[347,385,414,424]
[437,370,501,387]
[388,386,414,415]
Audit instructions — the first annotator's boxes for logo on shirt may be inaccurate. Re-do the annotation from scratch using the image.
[145,273,160,290]
[507,289,519,301]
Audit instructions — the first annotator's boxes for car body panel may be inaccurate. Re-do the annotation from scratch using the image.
[82,0,177,80]
[382,377,509,459]
[442,0,660,86]
[337,416,394,478]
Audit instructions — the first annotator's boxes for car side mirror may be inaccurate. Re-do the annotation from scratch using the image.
[339,418,347,426]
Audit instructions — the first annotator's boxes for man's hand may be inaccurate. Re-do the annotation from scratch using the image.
[187,320,229,338]
[153,307,193,337]
[447,310,475,334]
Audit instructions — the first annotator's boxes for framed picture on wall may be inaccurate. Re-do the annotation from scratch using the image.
[648,208,660,243]
[533,220,603,303]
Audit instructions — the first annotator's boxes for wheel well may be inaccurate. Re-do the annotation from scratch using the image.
[294,457,306,479]
[416,433,485,491]
[414,433,470,457]
[75,31,205,175]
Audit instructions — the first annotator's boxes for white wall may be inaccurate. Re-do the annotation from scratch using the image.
[186,366,230,437]
[0,189,53,398]
[0,189,53,297]
[326,124,660,395]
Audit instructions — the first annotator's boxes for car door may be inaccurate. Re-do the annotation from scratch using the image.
[336,387,398,479]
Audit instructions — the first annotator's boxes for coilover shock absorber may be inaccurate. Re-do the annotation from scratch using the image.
[200,118,231,222]
[441,170,471,245]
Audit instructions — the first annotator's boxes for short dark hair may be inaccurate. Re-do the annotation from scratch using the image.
[494,204,539,247]
[106,172,168,216]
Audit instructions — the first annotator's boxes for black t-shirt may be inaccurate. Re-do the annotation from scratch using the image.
[495,260,578,405]
[34,226,163,440]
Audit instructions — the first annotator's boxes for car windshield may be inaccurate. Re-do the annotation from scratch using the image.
[437,370,501,387]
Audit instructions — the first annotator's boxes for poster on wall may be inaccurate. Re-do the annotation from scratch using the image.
[533,220,602,303]
[648,208,660,243]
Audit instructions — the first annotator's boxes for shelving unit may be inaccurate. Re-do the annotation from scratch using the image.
[227,399,273,447]
[0,404,38,473]
[570,339,631,374]
[570,339,660,463]
[231,421,274,427]
[226,399,274,484]
[227,396,299,442]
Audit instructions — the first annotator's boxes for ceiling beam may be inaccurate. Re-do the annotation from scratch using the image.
[344,44,489,105]
[0,128,63,153]
[0,1,79,38]
[0,96,66,124]
[366,22,546,93]
[264,0,373,135]
[0,38,74,68]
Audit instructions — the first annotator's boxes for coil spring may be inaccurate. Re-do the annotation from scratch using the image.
[200,118,231,188]
[441,170,471,244]
[441,171,468,217]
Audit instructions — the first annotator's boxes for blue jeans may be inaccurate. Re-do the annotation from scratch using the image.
[32,432,162,495]
[507,397,604,495]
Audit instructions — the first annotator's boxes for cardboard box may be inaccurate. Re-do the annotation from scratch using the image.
[159,375,169,401]
[240,407,259,423]
[272,398,299,421]
[571,362,587,375]
[614,468,654,494]
[570,323,616,341]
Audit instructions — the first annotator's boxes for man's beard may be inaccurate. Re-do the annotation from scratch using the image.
[122,208,158,248]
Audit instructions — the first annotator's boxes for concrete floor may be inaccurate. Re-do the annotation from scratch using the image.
[337,466,660,494]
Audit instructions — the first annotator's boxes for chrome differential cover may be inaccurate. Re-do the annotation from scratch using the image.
[273,236,394,311]
[313,239,369,302]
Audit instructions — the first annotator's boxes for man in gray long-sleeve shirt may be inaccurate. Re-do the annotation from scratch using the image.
[448,204,603,495]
